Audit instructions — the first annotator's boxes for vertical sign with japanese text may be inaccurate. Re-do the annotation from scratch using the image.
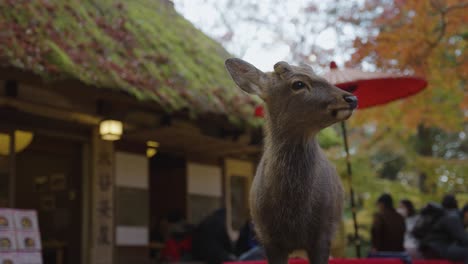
[90,131,114,264]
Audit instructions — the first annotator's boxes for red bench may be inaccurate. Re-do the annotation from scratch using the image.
[226,258,404,264]
[413,261,463,264]
[226,258,463,264]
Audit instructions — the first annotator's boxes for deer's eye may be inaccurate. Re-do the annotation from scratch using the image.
[291,81,307,91]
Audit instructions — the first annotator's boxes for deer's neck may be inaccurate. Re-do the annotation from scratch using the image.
[263,120,323,183]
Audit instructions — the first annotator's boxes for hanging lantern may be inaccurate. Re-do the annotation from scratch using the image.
[99,120,123,141]
[146,141,159,158]
[0,130,34,156]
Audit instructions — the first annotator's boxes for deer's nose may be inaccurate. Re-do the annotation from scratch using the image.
[343,95,358,109]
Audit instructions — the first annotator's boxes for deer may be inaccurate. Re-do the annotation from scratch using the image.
[225,58,358,264]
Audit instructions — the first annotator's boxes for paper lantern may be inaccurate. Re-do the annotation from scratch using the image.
[0,130,34,156]
[99,120,123,141]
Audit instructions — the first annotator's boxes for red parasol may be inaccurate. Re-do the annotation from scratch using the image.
[322,61,428,109]
[322,61,428,257]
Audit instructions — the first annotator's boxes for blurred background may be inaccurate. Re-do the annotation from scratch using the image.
[173,0,468,255]
[0,0,466,263]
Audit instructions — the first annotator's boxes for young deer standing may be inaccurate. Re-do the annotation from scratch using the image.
[225,58,358,264]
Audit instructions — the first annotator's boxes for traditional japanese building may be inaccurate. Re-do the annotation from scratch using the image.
[0,1,263,263]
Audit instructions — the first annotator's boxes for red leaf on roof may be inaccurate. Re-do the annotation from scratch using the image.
[254,106,264,117]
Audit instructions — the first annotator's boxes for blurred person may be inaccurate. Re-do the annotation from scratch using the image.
[165,210,192,240]
[160,211,194,262]
[398,199,421,259]
[150,216,169,242]
[462,204,468,230]
[371,193,406,252]
[442,194,459,210]
[149,215,169,261]
[235,218,258,256]
[236,219,265,260]
[191,208,236,264]
[418,195,468,264]
[149,211,194,262]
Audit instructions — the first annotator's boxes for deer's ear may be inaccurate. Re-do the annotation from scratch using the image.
[225,58,268,98]
[274,61,294,79]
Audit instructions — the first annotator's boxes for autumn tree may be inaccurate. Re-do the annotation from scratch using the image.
[345,0,468,193]
[173,0,369,68]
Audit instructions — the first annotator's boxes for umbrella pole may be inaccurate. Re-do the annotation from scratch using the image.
[340,121,361,258]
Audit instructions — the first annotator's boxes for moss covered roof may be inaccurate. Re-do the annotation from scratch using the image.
[0,0,262,127]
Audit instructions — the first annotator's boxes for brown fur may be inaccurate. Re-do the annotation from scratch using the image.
[225,58,357,264]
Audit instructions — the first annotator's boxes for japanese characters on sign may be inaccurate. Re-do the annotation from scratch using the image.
[91,137,115,264]
[95,148,114,246]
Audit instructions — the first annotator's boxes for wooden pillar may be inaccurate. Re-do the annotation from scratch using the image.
[90,129,115,264]
[224,159,254,238]
[8,130,15,207]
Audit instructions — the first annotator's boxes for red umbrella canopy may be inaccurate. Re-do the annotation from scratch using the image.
[322,61,428,109]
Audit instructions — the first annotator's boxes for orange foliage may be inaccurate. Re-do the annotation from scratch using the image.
[349,0,467,132]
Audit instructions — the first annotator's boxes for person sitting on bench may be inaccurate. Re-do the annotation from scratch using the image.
[420,195,468,264]
[371,193,406,253]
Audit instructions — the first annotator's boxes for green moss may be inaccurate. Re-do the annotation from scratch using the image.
[0,0,262,128]
[45,41,76,76]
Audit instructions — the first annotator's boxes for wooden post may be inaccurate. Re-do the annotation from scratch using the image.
[8,130,15,208]
[90,129,115,264]
[340,121,361,258]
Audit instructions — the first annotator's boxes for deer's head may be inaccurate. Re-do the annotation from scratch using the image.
[225,58,357,134]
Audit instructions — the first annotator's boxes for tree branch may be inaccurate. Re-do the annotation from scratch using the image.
[427,0,447,48]
[445,2,468,13]
[427,1,468,49]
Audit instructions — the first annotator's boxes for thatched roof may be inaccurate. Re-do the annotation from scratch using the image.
[0,0,262,127]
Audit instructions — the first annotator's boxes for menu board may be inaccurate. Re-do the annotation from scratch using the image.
[0,232,16,252]
[0,252,17,264]
[0,209,42,264]
[17,252,42,264]
[0,209,14,231]
[16,232,41,251]
[13,211,39,231]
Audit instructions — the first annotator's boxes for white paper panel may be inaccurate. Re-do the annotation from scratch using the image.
[187,162,222,197]
[115,152,148,189]
[115,226,148,246]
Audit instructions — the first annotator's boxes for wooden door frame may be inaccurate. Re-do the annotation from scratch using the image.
[0,127,16,208]
[223,158,254,240]
[0,119,90,264]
